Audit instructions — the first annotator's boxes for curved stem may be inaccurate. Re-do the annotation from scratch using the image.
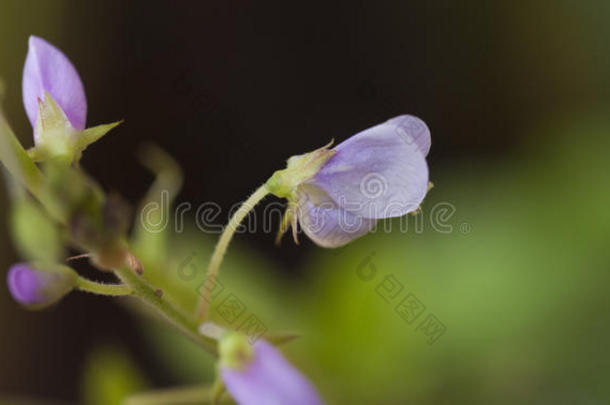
[196,184,269,321]
[76,276,133,296]
[114,266,218,356]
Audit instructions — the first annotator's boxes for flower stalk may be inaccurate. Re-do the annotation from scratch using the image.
[75,276,133,296]
[197,184,269,321]
[114,265,218,355]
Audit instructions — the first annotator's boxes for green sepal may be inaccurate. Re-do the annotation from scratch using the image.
[29,92,121,164]
[33,91,76,164]
[218,332,254,370]
[74,120,123,160]
[275,200,299,245]
[267,142,335,244]
[265,331,301,347]
[22,261,79,310]
[266,140,335,199]
[211,375,227,405]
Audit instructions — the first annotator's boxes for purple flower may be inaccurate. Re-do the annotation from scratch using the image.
[7,262,77,308]
[23,36,87,142]
[21,36,120,163]
[220,335,324,405]
[268,115,431,247]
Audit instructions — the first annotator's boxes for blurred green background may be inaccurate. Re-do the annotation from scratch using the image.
[1,1,609,404]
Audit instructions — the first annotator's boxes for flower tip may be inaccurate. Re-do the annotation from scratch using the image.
[28,35,46,49]
[386,114,431,156]
[7,262,77,309]
[23,35,87,132]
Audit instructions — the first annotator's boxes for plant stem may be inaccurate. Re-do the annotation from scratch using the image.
[114,266,218,356]
[196,184,269,321]
[124,385,232,405]
[76,277,133,296]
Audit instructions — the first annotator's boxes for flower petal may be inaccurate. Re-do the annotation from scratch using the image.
[7,262,76,308]
[222,340,324,405]
[307,116,429,219]
[297,184,376,248]
[23,36,87,131]
[385,114,431,156]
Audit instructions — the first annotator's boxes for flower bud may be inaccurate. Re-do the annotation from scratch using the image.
[219,333,324,405]
[22,36,120,164]
[23,36,87,136]
[7,262,77,309]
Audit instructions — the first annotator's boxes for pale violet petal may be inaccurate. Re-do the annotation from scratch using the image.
[222,340,324,405]
[385,114,431,156]
[7,262,75,307]
[22,36,87,132]
[307,117,429,219]
[296,185,376,248]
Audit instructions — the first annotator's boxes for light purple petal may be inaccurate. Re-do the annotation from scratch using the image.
[23,36,87,132]
[385,114,431,156]
[296,184,376,248]
[7,263,72,306]
[307,116,429,219]
[222,340,324,405]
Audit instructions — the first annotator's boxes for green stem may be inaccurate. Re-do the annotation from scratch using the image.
[76,277,133,296]
[114,266,218,356]
[196,184,269,321]
[124,385,232,405]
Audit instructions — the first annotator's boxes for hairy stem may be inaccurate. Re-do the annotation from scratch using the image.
[196,184,269,321]
[76,277,133,296]
[114,266,218,356]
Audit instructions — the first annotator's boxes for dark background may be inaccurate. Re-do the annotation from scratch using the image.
[1,1,609,402]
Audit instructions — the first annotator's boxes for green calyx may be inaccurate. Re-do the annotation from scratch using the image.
[265,140,335,244]
[29,92,121,165]
[266,140,335,199]
[218,332,254,370]
[28,261,79,309]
